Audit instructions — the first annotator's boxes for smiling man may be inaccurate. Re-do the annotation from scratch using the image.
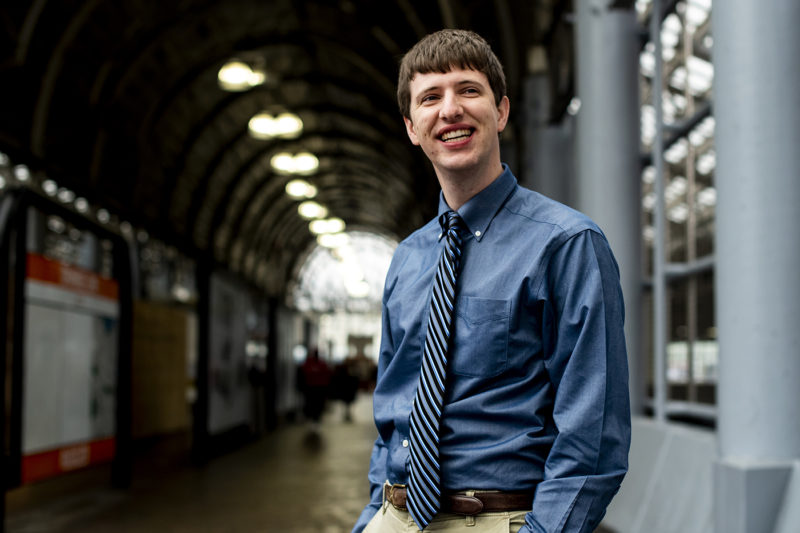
[352,29,630,533]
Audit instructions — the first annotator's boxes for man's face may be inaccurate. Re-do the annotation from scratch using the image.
[403,67,509,177]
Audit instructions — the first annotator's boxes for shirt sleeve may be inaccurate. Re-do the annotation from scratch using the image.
[521,229,631,533]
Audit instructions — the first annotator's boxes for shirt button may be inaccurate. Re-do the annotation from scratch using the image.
[475,230,482,237]
[402,439,409,448]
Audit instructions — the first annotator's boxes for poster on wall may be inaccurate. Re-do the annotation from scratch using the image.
[21,253,118,484]
[208,273,249,435]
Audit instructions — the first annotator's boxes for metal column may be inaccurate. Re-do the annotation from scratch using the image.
[713,1,800,532]
[520,45,575,206]
[575,0,643,414]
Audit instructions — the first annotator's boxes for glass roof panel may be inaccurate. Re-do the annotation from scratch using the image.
[292,231,397,313]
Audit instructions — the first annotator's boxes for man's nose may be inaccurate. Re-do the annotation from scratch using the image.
[439,92,463,120]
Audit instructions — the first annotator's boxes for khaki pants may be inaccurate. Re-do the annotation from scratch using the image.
[363,502,528,533]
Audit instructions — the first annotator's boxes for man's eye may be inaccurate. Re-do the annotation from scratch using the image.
[421,95,438,103]
[463,87,479,95]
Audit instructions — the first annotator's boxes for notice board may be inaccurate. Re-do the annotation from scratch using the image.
[21,253,119,483]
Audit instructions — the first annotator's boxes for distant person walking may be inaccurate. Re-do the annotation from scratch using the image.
[331,356,362,422]
[297,347,332,431]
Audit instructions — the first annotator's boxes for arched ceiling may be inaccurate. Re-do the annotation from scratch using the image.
[0,0,573,297]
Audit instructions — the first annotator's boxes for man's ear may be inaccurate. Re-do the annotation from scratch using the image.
[496,95,510,133]
[403,116,420,146]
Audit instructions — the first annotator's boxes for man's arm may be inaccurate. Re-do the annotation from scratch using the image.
[352,276,399,533]
[522,229,631,533]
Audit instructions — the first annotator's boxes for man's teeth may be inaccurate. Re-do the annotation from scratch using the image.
[441,129,472,142]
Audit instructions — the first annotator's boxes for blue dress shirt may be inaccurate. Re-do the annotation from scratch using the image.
[353,166,630,533]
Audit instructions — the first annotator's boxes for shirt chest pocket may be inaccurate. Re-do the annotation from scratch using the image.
[449,297,510,378]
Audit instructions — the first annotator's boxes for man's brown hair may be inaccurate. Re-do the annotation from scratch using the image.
[397,29,507,119]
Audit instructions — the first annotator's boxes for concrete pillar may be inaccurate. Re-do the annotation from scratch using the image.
[574,0,643,414]
[712,1,800,532]
[520,46,575,206]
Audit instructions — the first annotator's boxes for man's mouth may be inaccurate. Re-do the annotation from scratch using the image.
[440,128,473,143]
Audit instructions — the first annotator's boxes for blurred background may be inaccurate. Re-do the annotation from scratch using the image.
[0,1,798,532]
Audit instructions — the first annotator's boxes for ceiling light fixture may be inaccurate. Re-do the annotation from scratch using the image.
[270,151,319,175]
[13,165,30,182]
[74,197,89,213]
[249,112,303,140]
[285,179,317,199]
[271,153,295,174]
[42,179,58,196]
[309,217,345,235]
[298,201,328,219]
[292,152,318,175]
[274,113,303,137]
[57,188,75,203]
[218,59,266,91]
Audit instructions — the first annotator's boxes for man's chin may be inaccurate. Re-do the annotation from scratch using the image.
[432,155,479,174]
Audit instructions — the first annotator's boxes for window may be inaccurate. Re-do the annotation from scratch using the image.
[638,0,716,423]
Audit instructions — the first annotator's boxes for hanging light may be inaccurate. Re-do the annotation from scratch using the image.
[298,201,328,220]
[249,113,276,139]
[293,152,318,175]
[271,153,295,174]
[57,188,75,203]
[218,59,266,91]
[74,197,89,213]
[249,112,303,140]
[42,179,58,196]
[285,179,317,199]
[271,151,319,175]
[13,164,30,182]
[309,217,345,235]
[274,113,303,138]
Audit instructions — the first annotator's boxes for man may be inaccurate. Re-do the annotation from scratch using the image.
[353,29,630,533]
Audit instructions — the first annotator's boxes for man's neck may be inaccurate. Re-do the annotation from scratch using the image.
[436,160,504,211]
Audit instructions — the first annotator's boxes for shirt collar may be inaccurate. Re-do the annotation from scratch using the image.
[437,163,517,242]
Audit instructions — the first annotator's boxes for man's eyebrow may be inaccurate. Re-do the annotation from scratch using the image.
[416,78,485,99]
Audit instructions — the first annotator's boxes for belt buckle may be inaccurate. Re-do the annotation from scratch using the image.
[447,491,484,516]
[387,483,406,510]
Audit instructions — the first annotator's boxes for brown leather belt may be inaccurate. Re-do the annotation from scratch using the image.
[384,485,533,516]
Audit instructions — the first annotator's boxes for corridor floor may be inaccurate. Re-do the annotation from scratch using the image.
[6,395,614,533]
[6,395,377,533]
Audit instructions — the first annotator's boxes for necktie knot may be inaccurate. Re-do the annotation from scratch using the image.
[440,210,464,241]
[439,210,464,247]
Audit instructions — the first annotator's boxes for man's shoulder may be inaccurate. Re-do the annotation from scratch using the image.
[396,215,440,249]
[505,185,601,241]
[384,216,439,272]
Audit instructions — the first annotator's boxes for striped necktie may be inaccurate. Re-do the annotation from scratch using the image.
[407,210,464,530]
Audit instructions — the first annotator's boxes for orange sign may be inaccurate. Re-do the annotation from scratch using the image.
[26,253,118,300]
[21,437,116,484]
